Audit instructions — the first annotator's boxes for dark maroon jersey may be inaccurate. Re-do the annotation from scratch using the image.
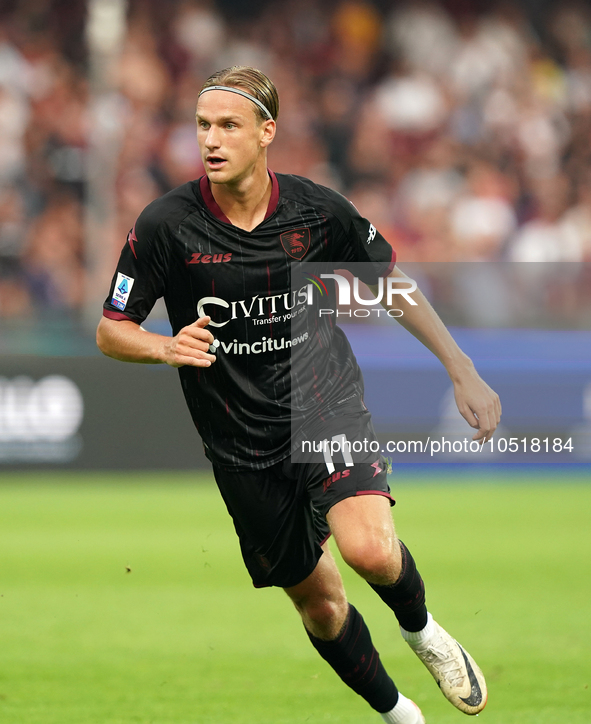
[103,172,396,469]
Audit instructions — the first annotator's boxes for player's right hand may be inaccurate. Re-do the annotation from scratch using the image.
[163,316,216,368]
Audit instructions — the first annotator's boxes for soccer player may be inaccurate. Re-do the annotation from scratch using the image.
[97,66,501,724]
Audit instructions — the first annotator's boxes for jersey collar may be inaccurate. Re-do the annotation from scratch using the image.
[198,170,279,226]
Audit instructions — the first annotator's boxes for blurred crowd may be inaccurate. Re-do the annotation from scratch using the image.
[1,0,591,323]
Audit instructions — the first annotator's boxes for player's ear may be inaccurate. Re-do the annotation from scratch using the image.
[260,119,276,148]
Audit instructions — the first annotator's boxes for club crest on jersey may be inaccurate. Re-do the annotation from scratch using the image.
[281,228,310,260]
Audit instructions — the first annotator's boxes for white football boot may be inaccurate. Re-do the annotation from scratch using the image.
[401,614,487,715]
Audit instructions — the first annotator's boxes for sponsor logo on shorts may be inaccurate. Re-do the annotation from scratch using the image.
[322,469,350,493]
[257,553,271,570]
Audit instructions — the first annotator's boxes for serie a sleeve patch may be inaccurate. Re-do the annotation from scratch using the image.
[111,272,135,310]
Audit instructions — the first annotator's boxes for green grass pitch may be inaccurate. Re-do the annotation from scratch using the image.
[0,472,589,724]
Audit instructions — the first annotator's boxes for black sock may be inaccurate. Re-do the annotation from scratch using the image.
[369,540,428,632]
[306,604,399,713]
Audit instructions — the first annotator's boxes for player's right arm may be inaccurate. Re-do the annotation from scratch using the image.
[98,197,216,369]
[96,316,216,368]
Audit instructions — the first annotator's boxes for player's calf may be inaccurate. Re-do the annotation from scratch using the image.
[369,540,428,632]
[307,604,399,712]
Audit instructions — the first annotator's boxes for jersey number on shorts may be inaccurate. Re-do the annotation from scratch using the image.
[322,433,355,475]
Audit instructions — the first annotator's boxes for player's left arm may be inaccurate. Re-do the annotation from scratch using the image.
[369,266,502,443]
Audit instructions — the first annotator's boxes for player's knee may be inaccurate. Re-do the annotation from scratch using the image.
[341,542,397,584]
[292,593,348,637]
[307,598,345,628]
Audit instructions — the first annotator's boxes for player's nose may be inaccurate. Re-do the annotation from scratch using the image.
[205,126,221,149]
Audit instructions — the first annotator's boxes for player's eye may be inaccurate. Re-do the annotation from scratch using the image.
[225,123,236,129]
[198,121,209,130]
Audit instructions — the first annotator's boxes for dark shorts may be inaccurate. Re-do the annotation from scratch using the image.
[212,406,394,589]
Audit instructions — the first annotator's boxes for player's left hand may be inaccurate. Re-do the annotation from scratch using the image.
[452,368,502,443]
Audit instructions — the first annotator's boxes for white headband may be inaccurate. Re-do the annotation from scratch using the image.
[199,85,273,120]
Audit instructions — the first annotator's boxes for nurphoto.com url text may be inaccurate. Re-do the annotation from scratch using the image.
[301,436,574,457]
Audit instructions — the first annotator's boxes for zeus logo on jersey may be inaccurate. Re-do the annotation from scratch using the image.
[186,252,233,265]
[366,224,376,244]
[111,273,134,310]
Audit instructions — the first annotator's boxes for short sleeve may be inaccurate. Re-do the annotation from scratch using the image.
[102,203,169,324]
[330,194,396,284]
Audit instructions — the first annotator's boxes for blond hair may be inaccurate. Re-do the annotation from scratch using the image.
[200,66,279,123]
